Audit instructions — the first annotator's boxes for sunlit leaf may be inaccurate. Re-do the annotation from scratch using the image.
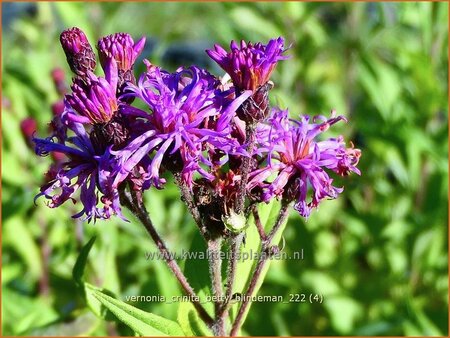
[85,283,185,336]
[72,236,96,284]
[177,301,211,336]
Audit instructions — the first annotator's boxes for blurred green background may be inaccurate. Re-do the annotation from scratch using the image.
[2,2,448,336]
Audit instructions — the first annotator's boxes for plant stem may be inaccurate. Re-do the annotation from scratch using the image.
[252,205,266,241]
[225,233,244,302]
[218,231,244,325]
[120,189,214,327]
[173,172,207,236]
[230,202,291,336]
[208,237,226,336]
[235,123,256,214]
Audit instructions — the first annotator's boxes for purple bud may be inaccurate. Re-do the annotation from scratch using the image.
[66,73,118,124]
[51,100,65,116]
[51,151,66,163]
[206,37,288,93]
[51,68,68,95]
[97,33,146,89]
[20,117,37,147]
[51,67,65,83]
[60,27,96,77]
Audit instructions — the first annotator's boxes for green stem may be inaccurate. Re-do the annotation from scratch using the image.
[208,237,225,336]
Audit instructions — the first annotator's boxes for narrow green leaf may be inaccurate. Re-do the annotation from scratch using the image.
[177,301,211,336]
[85,283,184,336]
[72,236,97,284]
[84,283,109,319]
[233,200,280,294]
[97,223,121,294]
[182,231,215,315]
[230,200,288,327]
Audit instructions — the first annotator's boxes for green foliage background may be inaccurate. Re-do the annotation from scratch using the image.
[2,2,448,336]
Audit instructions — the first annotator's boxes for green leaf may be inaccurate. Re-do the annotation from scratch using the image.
[233,200,281,292]
[182,231,214,315]
[324,296,363,334]
[85,283,184,336]
[177,301,211,336]
[84,283,110,319]
[3,215,42,279]
[2,286,58,335]
[413,306,444,336]
[96,223,121,294]
[72,236,97,284]
[23,312,99,336]
[230,7,283,39]
[230,200,288,326]
[153,257,182,319]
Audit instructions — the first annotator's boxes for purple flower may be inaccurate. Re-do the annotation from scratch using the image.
[114,63,251,188]
[60,27,96,77]
[249,108,361,218]
[65,66,119,125]
[33,119,124,222]
[97,33,146,102]
[97,33,146,76]
[206,37,288,92]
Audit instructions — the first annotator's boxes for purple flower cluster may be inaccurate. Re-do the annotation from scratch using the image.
[249,109,361,217]
[114,63,252,189]
[34,28,148,222]
[34,28,361,223]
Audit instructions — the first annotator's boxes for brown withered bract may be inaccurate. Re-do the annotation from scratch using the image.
[236,81,273,123]
[90,115,131,153]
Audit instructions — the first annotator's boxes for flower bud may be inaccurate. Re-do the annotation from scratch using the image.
[206,38,288,92]
[60,27,96,77]
[97,33,146,89]
[66,72,118,124]
[236,81,273,123]
[20,117,37,147]
[51,100,65,116]
[89,116,130,153]
[51,68,68,95]
[222,209,247,234]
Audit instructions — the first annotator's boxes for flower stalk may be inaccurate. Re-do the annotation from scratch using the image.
[230,201,291,336]
[235,123,257,215]
[252,206,267,241]
[207,237,225,336]
[173,172,207,237]
[119,187,214,328]
[218,231,245,328]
